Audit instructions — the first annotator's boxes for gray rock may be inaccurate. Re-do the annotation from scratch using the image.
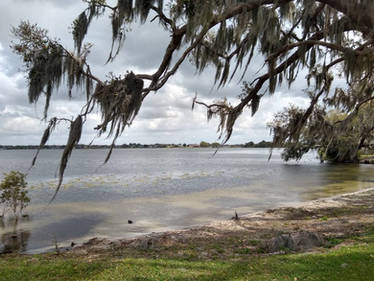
[90,244,112,252]
[72,248,88,255]
[268,232,324,252]
[110,240,122,249]
[139,238,156,250]
[83,237,110,246]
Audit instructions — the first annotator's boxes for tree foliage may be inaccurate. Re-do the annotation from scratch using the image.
[10,0,374,198]
[0,171,30,217]
[269,101,374,162]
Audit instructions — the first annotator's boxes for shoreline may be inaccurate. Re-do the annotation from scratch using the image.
[65,186,374,257]
[2,187,373,257]
[275,186,374,209]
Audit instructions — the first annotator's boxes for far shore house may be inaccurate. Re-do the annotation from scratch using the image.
[188,144,200,148]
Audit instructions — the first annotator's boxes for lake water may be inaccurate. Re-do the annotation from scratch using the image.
[0,148,373,254]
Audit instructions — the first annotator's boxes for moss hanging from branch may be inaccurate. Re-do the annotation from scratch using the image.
[93,72,143,137]
[93,72,144,163]
[31,117,58,168]
[72,1,105,54]
[12,22,96,119]
[52,115,83,202]
[72,12,89,54]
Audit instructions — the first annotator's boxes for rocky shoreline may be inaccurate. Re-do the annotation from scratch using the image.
[64,187,374,259]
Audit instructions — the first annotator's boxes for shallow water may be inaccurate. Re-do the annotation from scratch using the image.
[0,148,373,253]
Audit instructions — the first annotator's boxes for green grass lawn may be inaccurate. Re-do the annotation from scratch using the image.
[1,231,374,281]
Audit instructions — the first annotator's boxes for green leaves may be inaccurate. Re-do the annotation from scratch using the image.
[269,96,374,163]
[0,171,30,216]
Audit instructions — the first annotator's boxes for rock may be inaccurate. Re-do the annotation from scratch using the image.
[268,234,290,252]
[72,248,88,255]
[268,232,324,252]
[80,237,113,252]
[110,240,122,249]
[90,244,111,252]
[131,238,156,250]
[292,232,325,250]
[84,237,109,246]
[140,238,155,250]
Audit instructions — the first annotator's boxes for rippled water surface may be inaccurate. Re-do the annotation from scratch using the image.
[0,148,373,253]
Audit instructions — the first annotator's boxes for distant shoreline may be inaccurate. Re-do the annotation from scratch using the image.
[0,141,275,150]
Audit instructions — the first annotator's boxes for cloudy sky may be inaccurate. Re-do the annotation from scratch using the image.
[0,0,315,145]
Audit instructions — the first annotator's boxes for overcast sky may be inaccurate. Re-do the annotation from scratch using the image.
[0,0,316,145]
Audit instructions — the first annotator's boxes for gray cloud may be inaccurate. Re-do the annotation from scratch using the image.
[0,1,320,145]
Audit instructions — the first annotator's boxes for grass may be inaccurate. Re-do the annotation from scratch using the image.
[1,230,374,281]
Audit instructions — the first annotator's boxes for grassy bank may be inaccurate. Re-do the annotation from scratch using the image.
[1,229,374,281]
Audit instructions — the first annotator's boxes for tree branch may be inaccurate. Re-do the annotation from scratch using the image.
[141,0,294,97]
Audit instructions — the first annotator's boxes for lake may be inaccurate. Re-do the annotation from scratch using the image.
[0,148,373,253]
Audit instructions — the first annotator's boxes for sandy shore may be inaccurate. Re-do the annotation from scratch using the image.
[66,187,374,258]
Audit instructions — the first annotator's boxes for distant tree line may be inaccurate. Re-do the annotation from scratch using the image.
[243,141,273,148]
[0,141,275,150]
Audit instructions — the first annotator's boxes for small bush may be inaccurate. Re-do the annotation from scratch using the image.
[0,171,30,217]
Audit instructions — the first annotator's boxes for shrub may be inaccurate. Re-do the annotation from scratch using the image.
[199,141,210,147]
[0,171,30,217]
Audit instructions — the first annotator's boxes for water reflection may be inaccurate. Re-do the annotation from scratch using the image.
[0,148,372,253]
[296,164,374,200]
[0,216,30,254]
